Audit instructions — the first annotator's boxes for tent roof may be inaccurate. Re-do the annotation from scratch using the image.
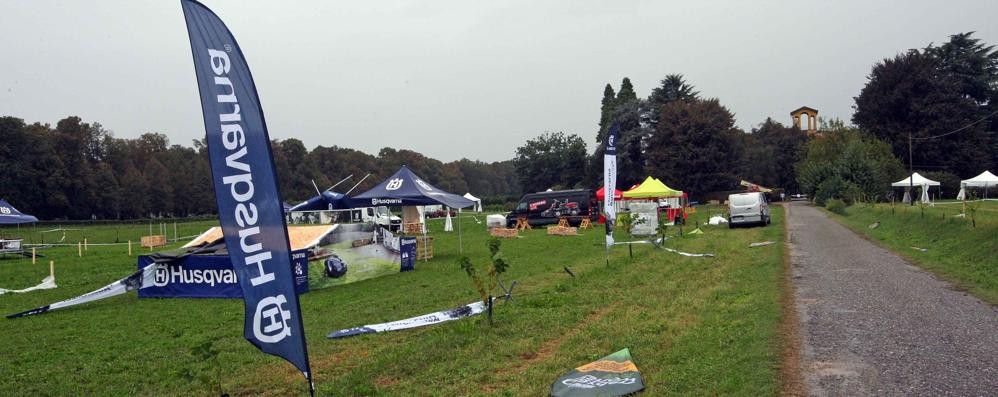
[623,177,683,199]
[184,225,337,251]
[596,186,623,200]
[289,191,350,211]
[962,170,998,187]
[891,172,940,187]
[463,192,481,202]
[0,199,38,225]
[352,166,475,208]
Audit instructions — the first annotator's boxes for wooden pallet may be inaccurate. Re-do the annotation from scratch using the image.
[490,228,519,238]
[546,226,578,236]
[515,217,532,231]
[578,218,593,229]
[402,222,424,235]
[416,236,434,260]
[557,217,569,227]
[141,235,167,248]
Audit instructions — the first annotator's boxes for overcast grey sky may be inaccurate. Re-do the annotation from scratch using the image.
[2,1,997,162]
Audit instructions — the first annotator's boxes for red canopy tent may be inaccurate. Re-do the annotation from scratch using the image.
[595,186,623,200]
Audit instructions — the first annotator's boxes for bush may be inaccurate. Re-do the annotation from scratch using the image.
[826,198,847,215]
[813,176,862,206]
[796,128,905,203]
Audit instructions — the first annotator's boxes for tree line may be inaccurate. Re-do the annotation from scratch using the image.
[0,116,521,220]
[515,75,808,199]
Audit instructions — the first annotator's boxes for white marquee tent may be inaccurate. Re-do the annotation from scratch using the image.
[462,193,482,212]
[891,172,941,187]
[957,170,998,200]
[892,173,940,204]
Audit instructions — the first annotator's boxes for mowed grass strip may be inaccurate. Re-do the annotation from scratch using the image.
[0,207,786,396]
[822,201,998,304]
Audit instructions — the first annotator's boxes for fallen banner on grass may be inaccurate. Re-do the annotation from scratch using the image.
[550,348,645,397]
[7,264,157,318]
[660,247,715,257]
[0,276,56,295]
[327,298,491,339]
[749,241,775,248]
[612,237,664,246]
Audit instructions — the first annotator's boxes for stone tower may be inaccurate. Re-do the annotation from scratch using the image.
[790,106,819,137]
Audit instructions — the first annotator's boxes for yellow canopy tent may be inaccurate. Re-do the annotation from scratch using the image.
[623,176,683,199]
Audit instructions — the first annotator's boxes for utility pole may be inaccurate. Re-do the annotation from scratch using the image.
[908,132,914,206]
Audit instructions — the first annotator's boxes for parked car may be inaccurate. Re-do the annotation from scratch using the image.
[727,192,770,228]
[506,189,598,227]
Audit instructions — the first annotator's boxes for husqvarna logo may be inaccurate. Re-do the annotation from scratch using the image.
[154,265,169,286]
[0,207,10,215]
[608,135,615,146]
[151,264,237,287]
[254,295,292,343]
[386,178,404,190]
[294,263,303,276]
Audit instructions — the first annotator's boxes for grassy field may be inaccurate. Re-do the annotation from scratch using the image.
[822,200,998,304]
[0,206,787,396]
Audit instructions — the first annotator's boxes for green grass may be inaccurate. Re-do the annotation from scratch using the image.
[0,206,787,396]
[822,200,998,304]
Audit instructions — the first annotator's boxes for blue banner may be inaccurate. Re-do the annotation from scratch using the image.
[181,0,312,391]
[137,250,310,299]
[399,237,417,272]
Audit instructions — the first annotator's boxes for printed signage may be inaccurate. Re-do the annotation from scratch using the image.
[137,250,309,299]
[400,236,417,272]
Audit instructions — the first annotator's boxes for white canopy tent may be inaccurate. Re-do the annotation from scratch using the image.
[892,173,940,204]
[891,172,941,187]
[462,193,483,212]
[957,170,998,200]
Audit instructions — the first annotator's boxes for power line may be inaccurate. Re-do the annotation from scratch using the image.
[911,109,998,140]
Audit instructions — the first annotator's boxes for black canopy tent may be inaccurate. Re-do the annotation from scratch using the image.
[351,166,475,251]
[0,199,38,255]
[0,199,38,225]
[351,166,475,209]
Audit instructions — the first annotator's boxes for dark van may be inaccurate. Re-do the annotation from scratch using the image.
[506,189,598,227]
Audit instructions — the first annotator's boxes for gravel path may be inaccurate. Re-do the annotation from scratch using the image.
[787,202,998,396]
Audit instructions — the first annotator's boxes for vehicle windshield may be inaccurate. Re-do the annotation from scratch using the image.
[731,194,759,207]
[375,206,390,216]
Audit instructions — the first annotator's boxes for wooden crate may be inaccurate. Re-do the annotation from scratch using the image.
[416,236,434,260]
[141,235,167,248]
[546,226,578,236]
[402,222,424,235]
[489,228,519,238]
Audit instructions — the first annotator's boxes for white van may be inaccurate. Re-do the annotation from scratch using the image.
[289,206,402,231]
[727,192,770,227]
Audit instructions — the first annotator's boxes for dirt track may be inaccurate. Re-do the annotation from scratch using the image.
[786,202,998,396]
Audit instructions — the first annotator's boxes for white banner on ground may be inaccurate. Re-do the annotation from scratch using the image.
[327,299,490,339]
[0,276,57,295]
[7,263,158,318]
